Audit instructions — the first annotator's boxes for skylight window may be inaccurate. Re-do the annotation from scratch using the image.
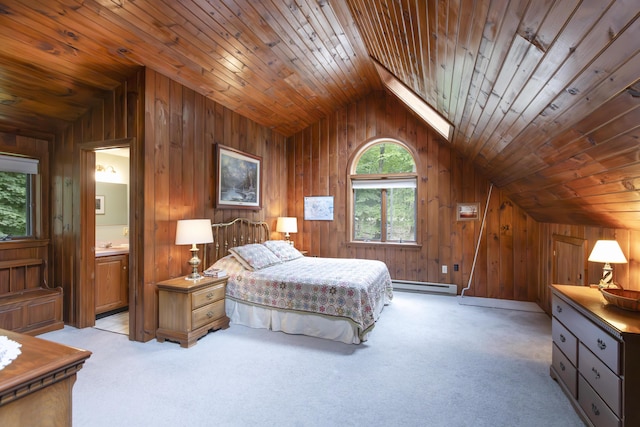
[373,61,453,141]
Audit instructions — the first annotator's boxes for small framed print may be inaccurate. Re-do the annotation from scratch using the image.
[304,196,334,221]
[456,203,479,221]
[95,195,105,215]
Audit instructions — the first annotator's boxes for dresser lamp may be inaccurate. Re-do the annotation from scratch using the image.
[276,217,297,246]
[175,219,214,280]
[588,240,627,289]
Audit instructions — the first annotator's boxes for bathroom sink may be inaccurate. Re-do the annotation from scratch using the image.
[95,244,129,257]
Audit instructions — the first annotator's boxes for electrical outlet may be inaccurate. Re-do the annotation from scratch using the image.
[123,227,129,236]
[442,265,447,274]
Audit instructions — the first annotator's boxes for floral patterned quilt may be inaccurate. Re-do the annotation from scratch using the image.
[213,255,393,338]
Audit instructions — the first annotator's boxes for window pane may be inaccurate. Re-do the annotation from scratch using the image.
[0,171,29,237]
[353,188,381,241]
[356,143,416,174]
[387,187,416,242]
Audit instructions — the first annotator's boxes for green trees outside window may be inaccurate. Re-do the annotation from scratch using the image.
[0,171,30,238]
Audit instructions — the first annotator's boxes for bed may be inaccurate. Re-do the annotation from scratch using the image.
[206,218,393,344]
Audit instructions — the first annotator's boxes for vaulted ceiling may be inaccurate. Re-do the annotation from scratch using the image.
[0,1,639,229]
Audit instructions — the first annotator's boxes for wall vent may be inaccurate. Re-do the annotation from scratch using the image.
[392,280,457,295]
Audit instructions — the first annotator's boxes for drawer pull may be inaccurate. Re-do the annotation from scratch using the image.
[559,333,566,343]
[559,361,565,371]
[555,305,563,313]
[591,367,600,379]
[597,339,606,350]
[206,310,215,318]
[591,403,600,416]
[206,292,214,299]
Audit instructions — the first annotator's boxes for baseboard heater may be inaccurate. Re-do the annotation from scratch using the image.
[392,280,457,295]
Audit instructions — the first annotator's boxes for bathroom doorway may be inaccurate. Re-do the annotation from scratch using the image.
[94,147,130,335]
[79,138,136,339]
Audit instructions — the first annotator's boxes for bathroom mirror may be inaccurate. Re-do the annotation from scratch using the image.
[96,182,128,225]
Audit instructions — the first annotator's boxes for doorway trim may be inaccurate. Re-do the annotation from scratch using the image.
[80,138,136,339]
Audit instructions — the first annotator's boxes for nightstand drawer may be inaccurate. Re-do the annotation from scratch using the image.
[192,299,225,329]
[578,375,620,427]
[192,282,225,309]
[552,317,577,364]
[579,343,621,416]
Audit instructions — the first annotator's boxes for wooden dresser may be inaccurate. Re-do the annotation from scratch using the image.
[0,329,91,426]
[550,284,640,427]
[156,275,229,348]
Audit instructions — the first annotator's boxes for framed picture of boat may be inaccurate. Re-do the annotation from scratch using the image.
[215,144,262,209]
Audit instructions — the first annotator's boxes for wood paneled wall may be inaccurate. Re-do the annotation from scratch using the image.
[286,90,640,306]
[50,67,287,341]
[52,70,143,330]
[538,224,640,312]
[142,69,287,340]
[286,90,539,300]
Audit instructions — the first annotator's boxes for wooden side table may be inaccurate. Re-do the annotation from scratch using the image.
[156,275,229,348]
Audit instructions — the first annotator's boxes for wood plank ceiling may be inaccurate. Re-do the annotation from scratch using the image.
[0,1,639,230]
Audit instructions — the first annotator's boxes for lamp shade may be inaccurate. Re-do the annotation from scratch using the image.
[175,219,214,245]
[588,240,627,264]
[276,217,298,233]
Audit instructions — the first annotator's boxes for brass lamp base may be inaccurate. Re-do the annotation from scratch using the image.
[185,244,203,281]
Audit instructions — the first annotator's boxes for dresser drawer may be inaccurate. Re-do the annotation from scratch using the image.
[192,299,225,329]
[578,375,621,427]
[579,343,621,417]
[552,318,577,363]
[552,295,582,331]
[576,320,620,374]
[192,282,225,309]
[552,344,577,397]
[552,295,620,373]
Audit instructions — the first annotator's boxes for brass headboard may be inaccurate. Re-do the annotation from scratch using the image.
[209,218,270,263]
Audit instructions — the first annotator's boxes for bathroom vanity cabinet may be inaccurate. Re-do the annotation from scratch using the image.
[95,253,129,315]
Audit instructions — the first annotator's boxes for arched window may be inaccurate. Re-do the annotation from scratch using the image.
[349,140,417,243]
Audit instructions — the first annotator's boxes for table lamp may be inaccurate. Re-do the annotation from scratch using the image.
[276,217,297,246]
[588,240,627,289]
[175,219,214,280]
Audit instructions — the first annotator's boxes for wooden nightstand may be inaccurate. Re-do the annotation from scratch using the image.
[156,275,229,348]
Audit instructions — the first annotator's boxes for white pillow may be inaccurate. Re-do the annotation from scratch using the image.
[229,243,281,271]
[263,240,304,262]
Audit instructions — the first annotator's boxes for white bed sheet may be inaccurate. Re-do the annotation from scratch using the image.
[225,286,386,344]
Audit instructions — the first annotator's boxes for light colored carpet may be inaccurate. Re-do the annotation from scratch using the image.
[41,291,584,427]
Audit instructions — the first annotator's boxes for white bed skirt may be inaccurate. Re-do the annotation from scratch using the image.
[225,294,388,344]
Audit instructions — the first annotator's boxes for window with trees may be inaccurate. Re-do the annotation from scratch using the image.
[0,154,38,239]
[350,141,417,243]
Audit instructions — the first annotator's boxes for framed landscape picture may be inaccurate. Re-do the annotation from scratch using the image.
[215,144,262,209]
[456,203,479,221]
